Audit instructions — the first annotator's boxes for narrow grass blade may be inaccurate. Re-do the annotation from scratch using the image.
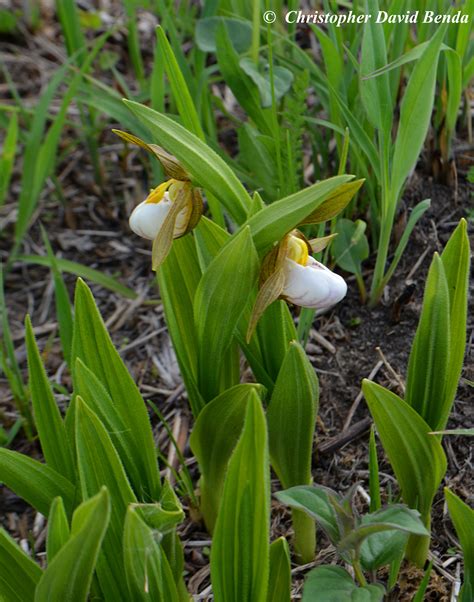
[25,316,75,481]
[17,254,137,299]
[369,426,381,513]
[0,111,18,206]
[40,227,74,366]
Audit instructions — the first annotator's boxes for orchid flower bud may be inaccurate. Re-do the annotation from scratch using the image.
[282,235,347,309]
[129,179,192,240]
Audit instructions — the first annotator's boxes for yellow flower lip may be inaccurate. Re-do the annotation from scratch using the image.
[145,179,175,204]
[286,235,309,266]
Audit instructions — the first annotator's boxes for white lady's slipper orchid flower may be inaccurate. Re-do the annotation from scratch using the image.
[129,179,192,240]
[281,235,347,309]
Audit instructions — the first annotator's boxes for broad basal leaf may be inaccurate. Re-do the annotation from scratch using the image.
[194,227,259,401]
[190,384,264,531]
[405,254,450,430]
[363,381,447,522]
[210,392,270,602]
[0,528,42,602]
[123,506,179,602]
[35,488,110,602]
[72,278,160,500]
[0,449,75,518]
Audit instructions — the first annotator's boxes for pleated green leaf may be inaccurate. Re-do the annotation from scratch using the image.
[267,538,291,602]
[35,488,110,602]
[0,449,75,517]
[46,497,70,564]
[360,0,392,134]
[391,23,448,199]
[123,506,179,602]
[363,381,447,525]
[267,342,319,562]
[445,488,474,602]
[299,179,365,225]
[158,235,204,417]
[72,278,160,500]
[133,480,184,535]
[124,100,250,224]
[194,227,259,401]
[75,359,151,500]
[25,316,75,482]
[155,26,204,139]
[253,300,297,384]
[0,528,42,602]
[267,341,319,489]
[210,392,270,602]
[190,384,264,531]
[440,219,470,429]
[405,254,451,430]
[75,396,136,601]
[244,175,353,253]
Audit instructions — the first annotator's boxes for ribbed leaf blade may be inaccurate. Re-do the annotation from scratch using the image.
[35,488,110,602]
[46,497,70,563]
[72,278,160,499]
[75,397,136,601]
[405,254,450,430]
[194,227,259,401]
[210,392,270,602]
[0,528,42,602]
[124,100,250,224]
[123,506,179,602]
[0,449,75,517]
[190,384,263,530]
[363,380,446,523]
[440,219,470,428]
